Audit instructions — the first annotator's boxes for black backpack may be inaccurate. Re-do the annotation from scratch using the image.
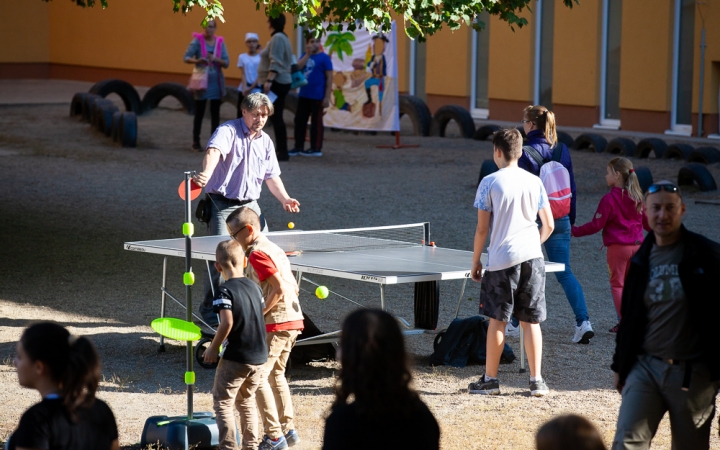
[429,316,515,367]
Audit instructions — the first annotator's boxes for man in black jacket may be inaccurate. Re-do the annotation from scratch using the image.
[611,182,720,450]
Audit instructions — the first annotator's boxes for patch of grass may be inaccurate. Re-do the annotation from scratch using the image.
[2,355,14,367]
[101,373,133,392]
[156,386,173,395]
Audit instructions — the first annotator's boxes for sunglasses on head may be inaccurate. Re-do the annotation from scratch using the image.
[646,183,679,194]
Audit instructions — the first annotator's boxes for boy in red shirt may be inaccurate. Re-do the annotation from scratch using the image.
[226,207,304,450]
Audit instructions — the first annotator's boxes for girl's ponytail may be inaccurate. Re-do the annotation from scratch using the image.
[523,105,557,147]
[63,335,100,417]
[608,157,643,213]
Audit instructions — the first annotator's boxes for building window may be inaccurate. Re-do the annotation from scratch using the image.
[596,0,622,129]
[471,13,490,118]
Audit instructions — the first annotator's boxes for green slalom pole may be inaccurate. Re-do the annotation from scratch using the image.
[183,171,196,420]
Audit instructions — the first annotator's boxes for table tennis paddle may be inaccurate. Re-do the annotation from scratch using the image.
[178,179,202,201]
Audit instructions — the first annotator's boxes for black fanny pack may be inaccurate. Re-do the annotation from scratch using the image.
[196,195,212,224]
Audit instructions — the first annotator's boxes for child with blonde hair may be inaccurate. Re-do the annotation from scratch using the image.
[572,157,650,332]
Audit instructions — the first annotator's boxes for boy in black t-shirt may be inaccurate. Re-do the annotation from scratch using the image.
[203,240,268,450]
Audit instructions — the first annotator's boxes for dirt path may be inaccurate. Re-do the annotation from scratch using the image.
[1,103,718,449]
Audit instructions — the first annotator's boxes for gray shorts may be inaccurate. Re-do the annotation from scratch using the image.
[479,257,546,324]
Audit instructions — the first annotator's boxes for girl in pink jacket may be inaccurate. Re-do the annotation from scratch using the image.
[571,157,650,332]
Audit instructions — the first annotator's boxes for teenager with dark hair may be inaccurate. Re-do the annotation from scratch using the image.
[7,322,119,450]
[322,309,440,450]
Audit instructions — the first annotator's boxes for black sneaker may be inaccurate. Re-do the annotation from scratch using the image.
[192,141,203,152]
[468,376,500,395]
[288,148,300,156]
[529,378,549,397]
[299,148,322,157]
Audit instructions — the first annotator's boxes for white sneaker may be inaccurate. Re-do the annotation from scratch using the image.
[505,321,520,338]
[572,321,594,344]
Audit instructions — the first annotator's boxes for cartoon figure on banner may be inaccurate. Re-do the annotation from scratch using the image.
[332,72,352,112]
[350,58,369,88]
[363,34,388,118]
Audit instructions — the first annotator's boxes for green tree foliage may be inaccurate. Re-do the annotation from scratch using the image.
[47,0,577,41]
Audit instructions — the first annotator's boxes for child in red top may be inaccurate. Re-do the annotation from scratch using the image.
[225,206,303,450]
[572,157,650,332]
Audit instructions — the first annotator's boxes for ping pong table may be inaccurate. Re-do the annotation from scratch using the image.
[124,222,564,370]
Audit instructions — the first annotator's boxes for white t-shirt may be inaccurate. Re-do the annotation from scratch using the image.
[474,166,549,271]
[238,53,261,87]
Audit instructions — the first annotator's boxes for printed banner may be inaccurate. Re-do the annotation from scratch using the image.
[320,22,400,132]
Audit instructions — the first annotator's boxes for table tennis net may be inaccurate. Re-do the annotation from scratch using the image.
[268,223,429,253]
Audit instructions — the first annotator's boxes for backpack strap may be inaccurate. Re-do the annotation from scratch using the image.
[523,145,545,169]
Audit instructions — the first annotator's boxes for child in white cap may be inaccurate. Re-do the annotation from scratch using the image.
[237,32,262,118]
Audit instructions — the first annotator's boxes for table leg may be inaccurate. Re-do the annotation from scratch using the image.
[205,260,214,298]
[159,257,167,352]
[519,325,526,373]
[454,278,468,320]
[379,284,386,311]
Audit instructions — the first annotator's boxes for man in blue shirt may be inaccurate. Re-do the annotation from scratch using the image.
[289,35,333,157]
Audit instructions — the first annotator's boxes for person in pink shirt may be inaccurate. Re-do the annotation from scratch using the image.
[572,157,651,333]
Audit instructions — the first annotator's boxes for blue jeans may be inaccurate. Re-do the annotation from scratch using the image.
[544,216,589,325]
[201,195,267,322]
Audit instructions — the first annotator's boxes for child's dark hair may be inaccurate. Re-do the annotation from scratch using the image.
[524,105,558,148]
[536,414,607,450]
[216,239,243,268]
[492,128,523,161]
[21,322,100,418]
[226,206,260,230]
[332,309,420,418]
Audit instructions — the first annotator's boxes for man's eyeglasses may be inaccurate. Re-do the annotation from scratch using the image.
[646,183,680,195]
[230,225,247,242]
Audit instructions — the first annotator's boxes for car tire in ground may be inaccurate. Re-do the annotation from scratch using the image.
[678,163,718,191]
[688,147,720,164]
[399,94,432,136]
[557,131,574,149]
[117,112,137,147]
[98,103,119,136]
[473,124,501,141]
[111,111,122,142]
[573,133,608,153]
[606,137,636,156]
[194,337,218,370]
[141,82,194,114]
[70,92,89,117]
[634,138,667,159]
[91,98,113,130]
[633,166,654,193]
[663,143,694,160]
[89,79,143,114]
[477,159,499,187]
[429,105,475,138]
[221,86,239,109]
[81,93,101,123]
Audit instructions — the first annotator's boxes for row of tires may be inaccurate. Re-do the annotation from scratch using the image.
[477,160,717,192]
[474,125,720,165]
[70,92,138,147]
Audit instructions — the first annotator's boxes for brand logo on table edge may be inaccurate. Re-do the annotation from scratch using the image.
[361,275,379,281]
[125,245,145,252]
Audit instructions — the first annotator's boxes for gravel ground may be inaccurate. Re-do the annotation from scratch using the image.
[1,102,719,449]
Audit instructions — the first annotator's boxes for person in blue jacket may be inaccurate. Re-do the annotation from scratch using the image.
[517,105,594,345]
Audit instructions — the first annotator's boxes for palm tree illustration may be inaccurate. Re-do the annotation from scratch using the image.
[325,31,355,61]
